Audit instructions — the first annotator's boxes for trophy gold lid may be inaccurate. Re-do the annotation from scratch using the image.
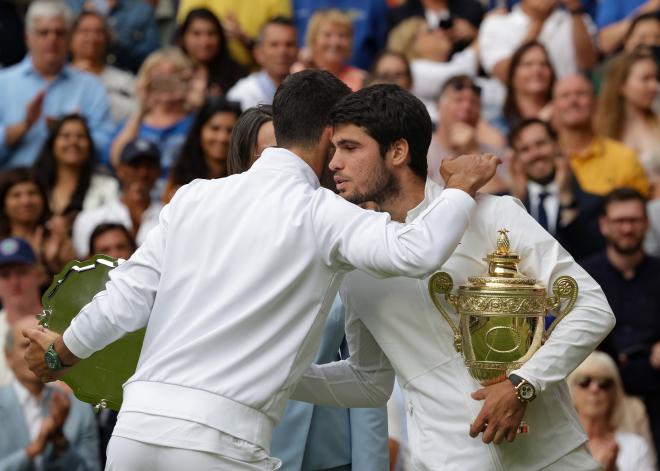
[467,229,539,288]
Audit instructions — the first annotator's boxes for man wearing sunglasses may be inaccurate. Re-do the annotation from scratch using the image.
[292,84,615,470]
[582,188,660,456]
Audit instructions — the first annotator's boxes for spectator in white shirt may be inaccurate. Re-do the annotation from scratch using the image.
[227,17,298,111]
[569,351,657,471]
[478,0,597,83]
[72,139,162,258]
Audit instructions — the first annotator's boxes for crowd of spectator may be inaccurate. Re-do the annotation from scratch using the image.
[0,0,658,470]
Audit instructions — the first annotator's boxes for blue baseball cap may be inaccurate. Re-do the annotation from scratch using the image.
[0,238,37,266]
[120,138,161,166]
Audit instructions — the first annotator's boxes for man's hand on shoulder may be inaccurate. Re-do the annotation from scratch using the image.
[469,379,527,444]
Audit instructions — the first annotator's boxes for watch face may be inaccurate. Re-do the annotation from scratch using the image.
[45,348,60,370]
[519,383,535,400]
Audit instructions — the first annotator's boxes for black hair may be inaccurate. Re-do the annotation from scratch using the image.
[272,69,351,150]
[227,105,273,175]
[0,168,50,238]
[329,83,430,179]
[176,8,247,94]
[32,114,96,215]
[89,222,137,257]
[440,74,481,98]
[603,187,648,215]
[170,97,242,186]
[626,11,660,42]
[509,117,558,148]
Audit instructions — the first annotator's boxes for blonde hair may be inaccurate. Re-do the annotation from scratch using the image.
[305,9,353,50]
[596,48,658,140]
[135,46,194,93]
[568,351,626,430]
[387,17,425,60]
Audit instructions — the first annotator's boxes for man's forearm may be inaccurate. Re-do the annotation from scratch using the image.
[572,15,598,70]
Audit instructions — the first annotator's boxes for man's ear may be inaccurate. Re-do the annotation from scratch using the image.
[388,138,410,168]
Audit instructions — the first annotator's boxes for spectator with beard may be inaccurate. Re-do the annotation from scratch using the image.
[582,188,660,456]
[509,118,604,260]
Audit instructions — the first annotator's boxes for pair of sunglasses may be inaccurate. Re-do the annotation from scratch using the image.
[575,376,615,391]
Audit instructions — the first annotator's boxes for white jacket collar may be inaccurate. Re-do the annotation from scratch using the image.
[251,147,320,189]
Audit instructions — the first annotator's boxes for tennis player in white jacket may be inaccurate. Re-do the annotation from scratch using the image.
[23,72,500,469]
[292,85,615,470]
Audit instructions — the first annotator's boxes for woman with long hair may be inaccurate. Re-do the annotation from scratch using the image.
[33,114,118,219]
[596,48,660,193]
[0,168,75,277]
[498,41,555,134]
[164,97,242,201]
[226,105,275,175]
[569,352,656,471]
[177,8,247,104]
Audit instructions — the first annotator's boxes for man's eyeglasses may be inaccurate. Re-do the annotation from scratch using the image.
[607,217,646,226]
[575,376,615,391]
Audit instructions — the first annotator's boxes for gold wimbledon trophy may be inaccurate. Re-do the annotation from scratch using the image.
[429,229,578,385]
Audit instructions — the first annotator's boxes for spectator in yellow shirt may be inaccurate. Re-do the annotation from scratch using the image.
[553,74,650,197]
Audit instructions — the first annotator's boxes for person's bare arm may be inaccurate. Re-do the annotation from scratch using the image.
[109,110,143,169]
[491,19,544,83]
[563,0,598,70]
[598,0,660,55]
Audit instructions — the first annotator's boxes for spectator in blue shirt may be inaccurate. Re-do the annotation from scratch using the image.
[65,0,160,73]
[0,0,114,170]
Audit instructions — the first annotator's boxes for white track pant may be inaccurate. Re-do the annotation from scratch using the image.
[541,444,603,471]
[105,436,281,471]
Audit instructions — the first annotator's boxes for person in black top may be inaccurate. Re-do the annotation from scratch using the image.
[582,187,660,456]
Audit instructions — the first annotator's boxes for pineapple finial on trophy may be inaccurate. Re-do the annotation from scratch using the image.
[496,228,510,255]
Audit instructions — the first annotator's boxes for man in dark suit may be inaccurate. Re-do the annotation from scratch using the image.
[582,187,660,455]
[509,118,605,260]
